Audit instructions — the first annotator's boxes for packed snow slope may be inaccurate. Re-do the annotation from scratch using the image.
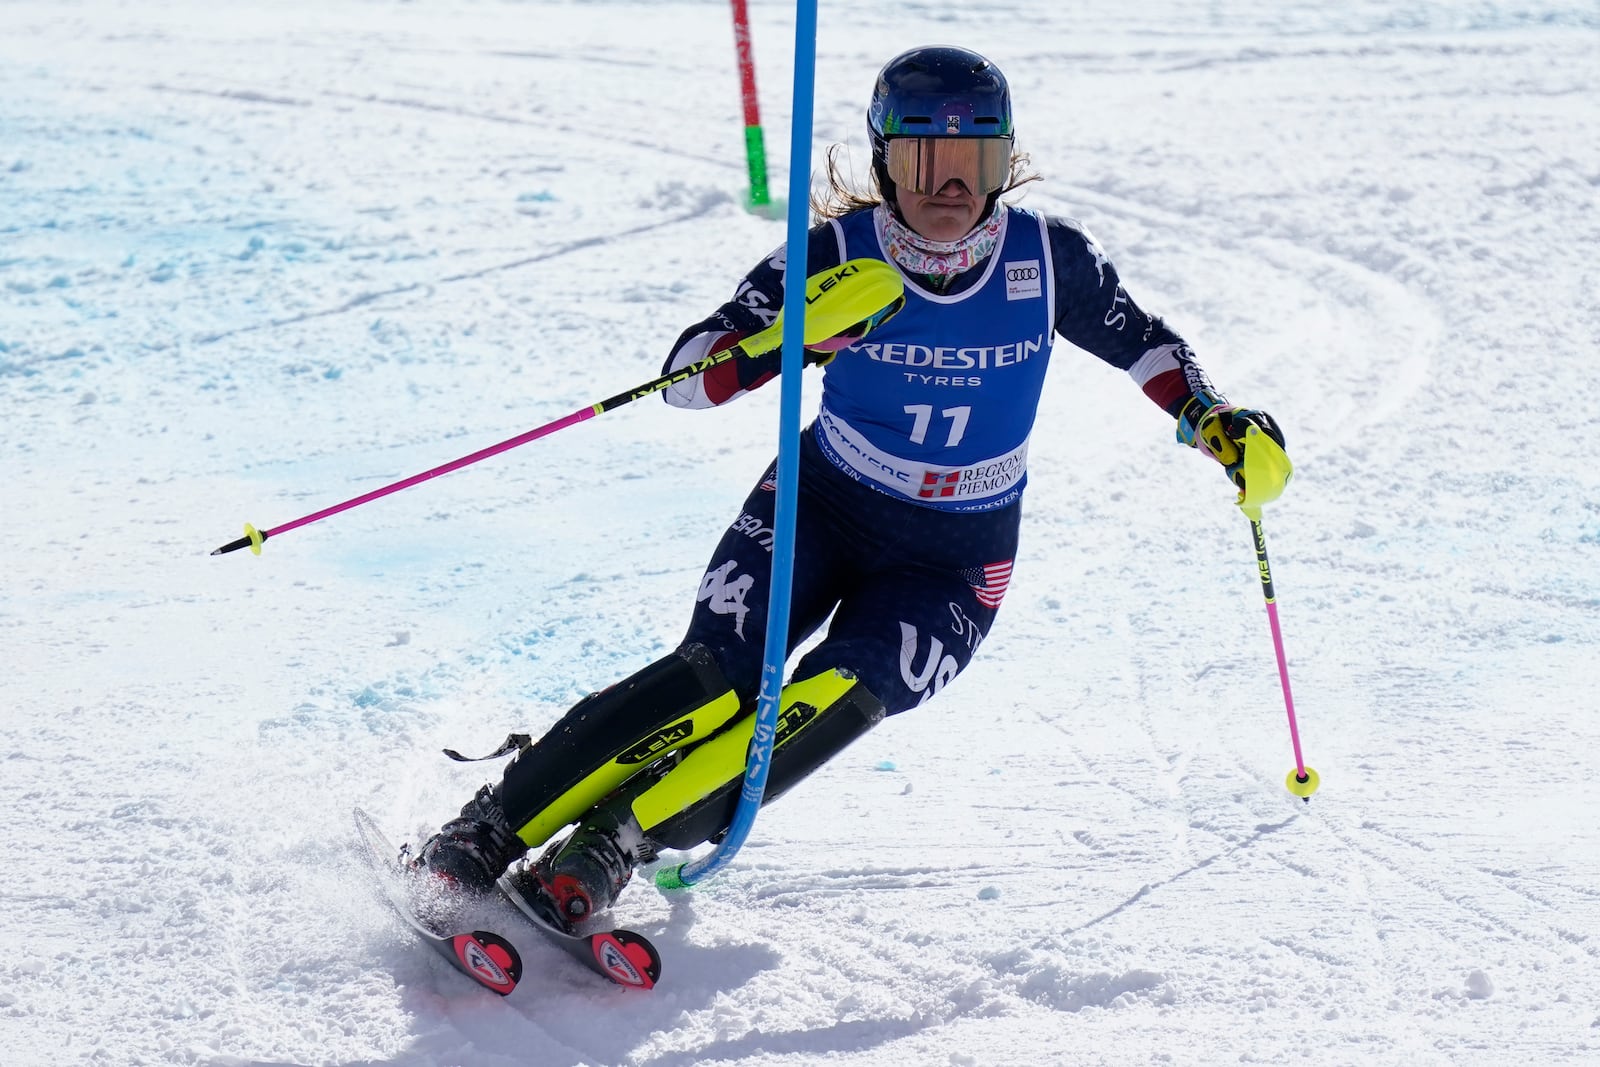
[2,1,1597,1064]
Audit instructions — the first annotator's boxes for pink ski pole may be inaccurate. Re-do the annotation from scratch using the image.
[211,404,602,557]
[210,258,906,557]
[1228,420,1318,800]
[211,339,766,557]
[1248,516,1318,801]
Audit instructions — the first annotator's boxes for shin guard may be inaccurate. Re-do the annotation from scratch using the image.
[627,669,886,851]
[498,644,742,849]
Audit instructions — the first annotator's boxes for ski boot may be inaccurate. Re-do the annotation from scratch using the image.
[533,804,653,925]
[412,784,528,896]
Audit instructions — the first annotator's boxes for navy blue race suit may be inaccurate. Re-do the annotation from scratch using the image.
[666,205,1218,714]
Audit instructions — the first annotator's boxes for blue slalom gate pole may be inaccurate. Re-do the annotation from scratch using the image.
[662,0,818,889]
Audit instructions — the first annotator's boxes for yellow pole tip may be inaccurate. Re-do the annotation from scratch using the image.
[1285,766,1321,798]
[244,522,265,556]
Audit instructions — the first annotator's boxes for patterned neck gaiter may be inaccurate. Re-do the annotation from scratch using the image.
[874,201,1005,280]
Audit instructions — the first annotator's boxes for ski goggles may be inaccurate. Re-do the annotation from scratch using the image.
[884,136,1013,196]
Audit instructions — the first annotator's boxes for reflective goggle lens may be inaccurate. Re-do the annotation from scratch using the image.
[885,137,1012,195]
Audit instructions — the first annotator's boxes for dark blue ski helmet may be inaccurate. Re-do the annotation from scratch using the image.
[867,46,1014,203]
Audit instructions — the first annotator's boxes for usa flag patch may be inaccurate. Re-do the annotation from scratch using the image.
[961,560,1013,609]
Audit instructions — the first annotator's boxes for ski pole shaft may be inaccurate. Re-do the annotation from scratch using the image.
[209,346,743,556]
[1248,516,1318,800]
[210,259,904,557]
[1251,517,1304,770]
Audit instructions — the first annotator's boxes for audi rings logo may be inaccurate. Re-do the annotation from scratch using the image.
[1004,259,1043,301]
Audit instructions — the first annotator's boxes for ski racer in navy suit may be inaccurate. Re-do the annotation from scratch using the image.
[411,46,1290,926]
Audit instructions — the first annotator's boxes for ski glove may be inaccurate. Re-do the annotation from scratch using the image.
[1176,394,1288,493]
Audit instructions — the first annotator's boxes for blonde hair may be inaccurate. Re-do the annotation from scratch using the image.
[809,143,1042,222]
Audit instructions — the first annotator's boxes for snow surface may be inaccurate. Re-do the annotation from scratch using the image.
[3,1,1598,1064]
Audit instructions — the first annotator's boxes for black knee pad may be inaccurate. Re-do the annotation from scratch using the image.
[499,643,742,848]
[629,669,886,851]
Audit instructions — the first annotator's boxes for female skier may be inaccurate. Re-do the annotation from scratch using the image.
[411,45,1288,924]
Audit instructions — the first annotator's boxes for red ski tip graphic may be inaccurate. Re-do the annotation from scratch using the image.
[592,932,656,989]
[452,932,522,995]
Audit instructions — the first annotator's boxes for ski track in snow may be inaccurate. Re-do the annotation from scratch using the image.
[2,2,1598,1065]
